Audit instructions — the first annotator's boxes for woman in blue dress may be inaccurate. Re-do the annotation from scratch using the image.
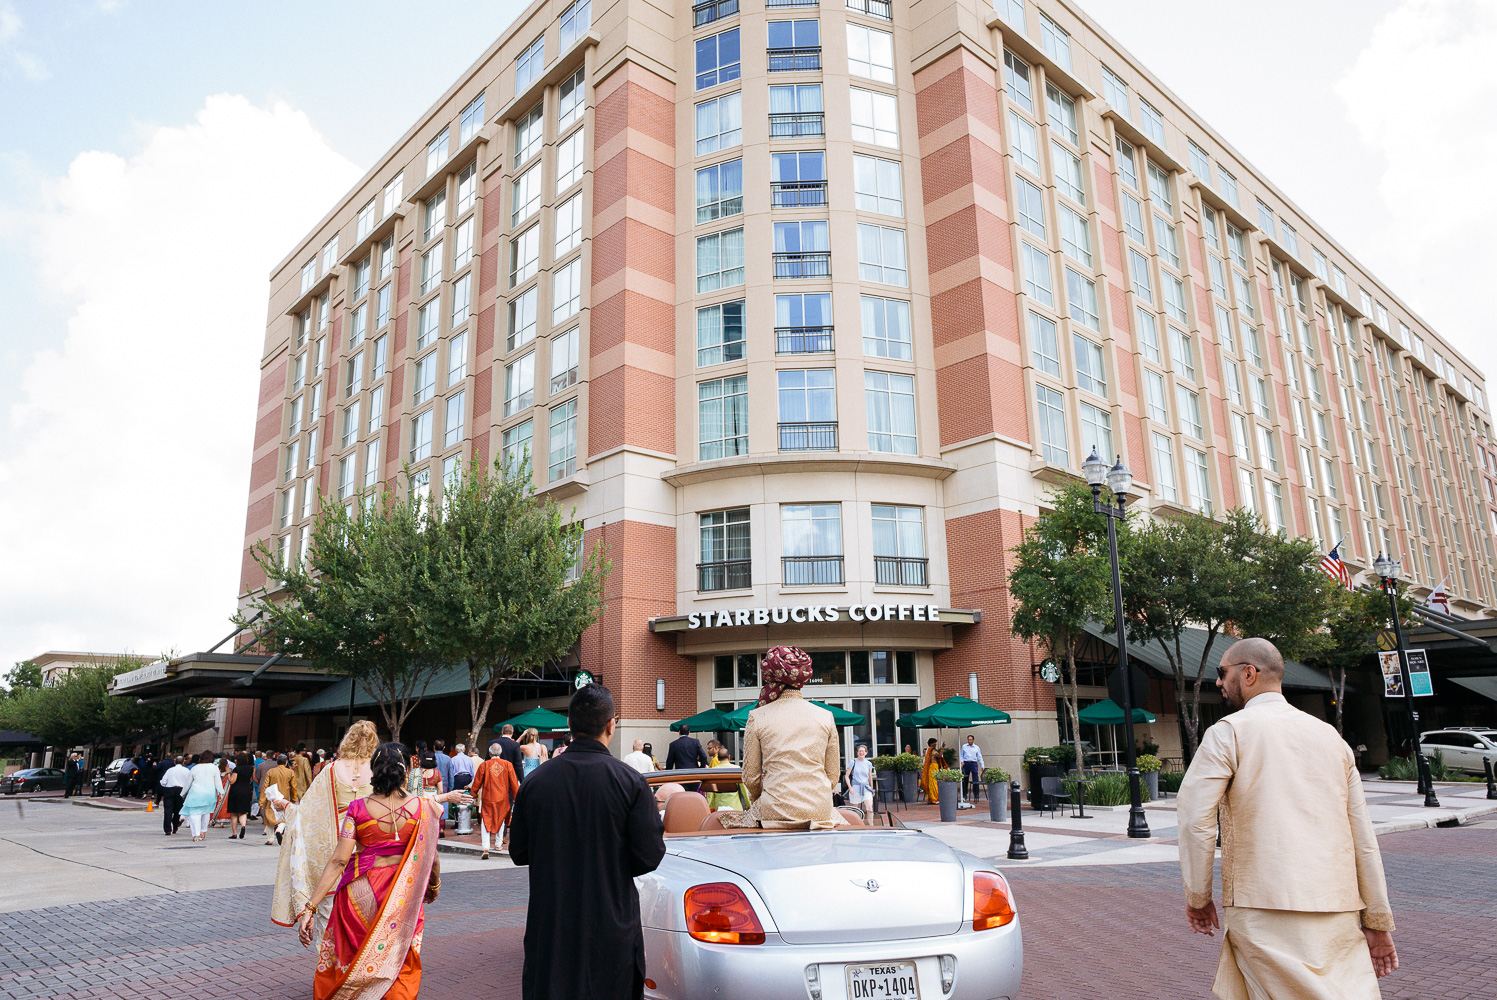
[845,743,875,814]
[518,728,549,781]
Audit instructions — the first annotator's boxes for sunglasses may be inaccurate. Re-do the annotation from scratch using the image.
[1216,661,1258,680]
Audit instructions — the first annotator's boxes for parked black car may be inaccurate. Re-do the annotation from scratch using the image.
[90,757,137,797]
[2,767,67,794]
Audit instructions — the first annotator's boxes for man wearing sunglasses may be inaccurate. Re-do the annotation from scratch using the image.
[1177,637,1397,999]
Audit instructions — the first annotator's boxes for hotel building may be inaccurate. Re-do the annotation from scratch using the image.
[236,0,1497,766]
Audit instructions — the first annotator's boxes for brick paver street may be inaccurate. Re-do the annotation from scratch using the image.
[0,799,1492,999]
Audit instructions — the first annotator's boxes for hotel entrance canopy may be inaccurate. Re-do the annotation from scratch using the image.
[107,652,342,703]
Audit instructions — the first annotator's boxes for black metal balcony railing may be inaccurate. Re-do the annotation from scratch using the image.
[693,0,739,27]
[845,0,892,18]
[771,180,829,208]
[783,555,845,586]
[768,0,819,7]
[775,325,834,353]
[778,420,838,451]
[874,555,929,587]
[699,559,752,592]
[769,112,825,137]
[767,46,822,72]
[773,252,831,279]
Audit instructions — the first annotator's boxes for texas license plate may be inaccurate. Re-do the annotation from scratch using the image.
[846,962,919,999]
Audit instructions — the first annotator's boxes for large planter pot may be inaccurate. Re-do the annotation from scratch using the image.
[937,781,961,822]
[1026,762,1060,810]
[899,770,918,803]
[1143,770,1159,801]
[986,784,1008,822]
[875,769,897,807]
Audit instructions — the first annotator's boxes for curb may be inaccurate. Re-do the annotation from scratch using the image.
[1373,801,1497,836]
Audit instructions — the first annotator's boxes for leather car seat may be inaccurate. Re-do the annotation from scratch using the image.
[663,791,711,833]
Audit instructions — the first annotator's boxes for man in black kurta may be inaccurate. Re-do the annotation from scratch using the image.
[510,684,666,1000]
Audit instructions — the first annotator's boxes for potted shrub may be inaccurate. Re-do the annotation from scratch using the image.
[1136,753,1161,800]
[981,767,1010,822]
[1023,747,1060,810]
[871,755,897,807]
[941,746,958,769]
[893,752,921,803]
[934,768,963,822]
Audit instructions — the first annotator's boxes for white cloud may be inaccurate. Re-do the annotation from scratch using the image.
[0,93,361,670]
[1335,0,1497,374]
[0,0,47,80]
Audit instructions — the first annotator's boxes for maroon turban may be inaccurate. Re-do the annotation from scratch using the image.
[757,645,814,706]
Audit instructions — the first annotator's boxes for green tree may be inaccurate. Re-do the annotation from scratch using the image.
[236,479,447,743]
[0,657,209,751]
[1307,587,1412,735]
[1010,483,1130,776]
[423,458,608,750]
[2,660,43,697]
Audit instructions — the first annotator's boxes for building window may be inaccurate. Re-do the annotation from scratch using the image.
[847,24,894,83]
[1080,401,1113,461]
[1014,176,1045,237]
[1163,274,1187,323]
[1154,215,1180,269]
[444,391,465,448]
[863,295,911,360]
[873,504,926,586]
[771,150,826,207]
[502,419,533,473]
[288,396,304,436]
[1186,139,1213,188]
[417,300,440,351]
[856,224,907,286]
[773,220,830,279]
[1047,84,1078,146]
[510,226,540,286]
[410,409,434,463]
[454,217,475,271]
[1065,268,1100,331]
[548,398,578,480]
[420,243,443,295]
[371,336,388,381]
[853,154,903,216]
[459,93,486,145]
[1257,199,1277,238]
[1008,111,1039,173]
[1040,13,1071,70]
[697,158,744,222]
[558,68,586,130]
[1029,312,1060,377]
[550,327,579,393]
[356,200,375,241]
[1052,143,1085,204]
[994,0,1025,31]
[555,195,583,256]
[1073,334,1106,397]
[514,105,543,166]
[1021,242,1054,307]
[698,300,747,366]
[368,386,384,435]
[1138,98,1164,144]
[1036,384,1067,464]
[700,375,749,459]
[865,371,917,454]
[778,369,837,451]
[1144,370,1166,422]
[1257,424,1278,472]
[767,20,820,72]
[1059,205,1091,267]
[413,353,437,406]
[769,84,823,136]
[422,192,447,246]
[300,258,316,295]
[1146,164,1173,213]
[850,88,898,147]
[781,503,843,585]
[516,35,545,91]
[776,292,833,354]
[1176,386,1202,439]
[1170,328,1195,381]
[425,127,450,178]
[560,0,591,48]
[448,331,468,385]
[382,173,404,218]
[1222,358,1242,405]
[351,257,371,302]
[508,286,538,350]
[1219,168,1238,207]
[1129,248,1153,303]
[697,28,741,89]
[698,227,746,291]
[1236,467,1257,512]
[1102,65,1130,116]
[505,353,536,416]
[1135,308,1159,362]
[1002,51,1033,113]
[512,166,541,226]
[1122,194,1145,243]
[1153,433,1178,502]
[696,92,743,154]
[700,509,751,591]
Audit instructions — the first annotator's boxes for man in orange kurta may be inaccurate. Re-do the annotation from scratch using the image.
[471,742,520,860]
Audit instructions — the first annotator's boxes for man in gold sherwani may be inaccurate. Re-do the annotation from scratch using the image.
[1178,637,1398,999]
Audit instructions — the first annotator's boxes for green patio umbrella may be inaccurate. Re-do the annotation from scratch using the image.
[494,706,571,734]
[896,695,1011,729]
[1077,698,1156,725]
[670,707,734,734]
[721,700,866,729]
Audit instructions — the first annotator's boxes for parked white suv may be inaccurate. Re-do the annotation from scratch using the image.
[1419,729,1497,775]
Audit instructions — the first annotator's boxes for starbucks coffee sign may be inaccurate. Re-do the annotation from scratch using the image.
[685,603,945,629]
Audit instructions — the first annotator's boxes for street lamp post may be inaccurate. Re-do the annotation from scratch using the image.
[1373,554,1439,809]
[1083,449,1150,839]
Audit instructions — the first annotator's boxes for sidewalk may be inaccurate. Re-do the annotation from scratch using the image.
[2,790,151,811]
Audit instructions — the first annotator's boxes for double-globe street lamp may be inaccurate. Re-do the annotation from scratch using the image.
[1083,448,1150,839]
[1372,553,1440,808]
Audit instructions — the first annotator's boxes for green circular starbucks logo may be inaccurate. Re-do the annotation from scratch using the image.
[573,670,594,690]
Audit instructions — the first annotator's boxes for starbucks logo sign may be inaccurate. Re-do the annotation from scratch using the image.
[573,670,594,690]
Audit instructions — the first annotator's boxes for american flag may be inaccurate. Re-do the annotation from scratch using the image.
[1319,545,1352,590]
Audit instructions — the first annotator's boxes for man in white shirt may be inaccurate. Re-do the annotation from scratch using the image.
[157,756,192,836]
[959,735,984,800]
[450,743,477,789]
[623,739,654,773]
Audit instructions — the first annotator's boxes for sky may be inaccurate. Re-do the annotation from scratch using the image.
[0,0,1493,677]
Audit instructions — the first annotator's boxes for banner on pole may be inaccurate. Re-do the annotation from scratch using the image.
[1378,650,1404,698]
[1404,648,1434,697]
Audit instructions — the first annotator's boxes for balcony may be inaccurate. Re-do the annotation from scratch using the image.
[698,559,752,592]
[775,326,834,354]
[769,113,825,137]
[771,180,829,208]
[844,0,891,17]
[768,0,819,6]
[692,0,739,25]
[768,46,822,72]
[773,251,831,279]
[783,555,844,586]
[874,555,929,587]
[778,421,838,451]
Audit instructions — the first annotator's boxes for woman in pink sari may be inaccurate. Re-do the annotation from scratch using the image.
[295,742,451,1000]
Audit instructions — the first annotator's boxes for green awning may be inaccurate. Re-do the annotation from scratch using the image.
[1083,624,1337,692]
[1450,675,1497,702]
[670,708,734,734]
[1078,698,1157,725]
[721,700,866,729]
[285,663,474,716]
[496,707,570,734]
[896,695,1011,729]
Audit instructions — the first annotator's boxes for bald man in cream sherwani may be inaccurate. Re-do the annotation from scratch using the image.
[1178,637,1398,1000]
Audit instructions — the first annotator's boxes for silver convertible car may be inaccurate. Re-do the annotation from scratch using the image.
[637,769,1022,1000]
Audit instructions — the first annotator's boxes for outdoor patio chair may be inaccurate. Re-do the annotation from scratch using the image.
[1039,775,1075,818]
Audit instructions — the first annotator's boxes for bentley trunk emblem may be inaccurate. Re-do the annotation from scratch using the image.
[851,878,881,893]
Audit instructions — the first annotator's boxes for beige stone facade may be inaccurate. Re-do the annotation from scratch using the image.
[239,0,1497,776]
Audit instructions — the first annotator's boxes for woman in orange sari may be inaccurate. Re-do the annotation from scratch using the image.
[920,737,944,804]
[295,742,444,1000]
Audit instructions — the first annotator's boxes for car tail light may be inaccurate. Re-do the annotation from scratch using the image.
[972,872,1015,931]
[683,882,766,945]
